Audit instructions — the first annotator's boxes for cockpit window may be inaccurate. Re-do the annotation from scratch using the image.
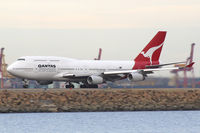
[17,58,25,61]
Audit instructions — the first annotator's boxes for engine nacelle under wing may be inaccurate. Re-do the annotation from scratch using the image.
[87,75,104,84]
[37,81,53,85]
[127,72,145,81]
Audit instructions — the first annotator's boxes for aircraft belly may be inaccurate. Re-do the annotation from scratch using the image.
[28,72,57,81]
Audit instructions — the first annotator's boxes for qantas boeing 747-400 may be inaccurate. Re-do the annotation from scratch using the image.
[7,31,194,88]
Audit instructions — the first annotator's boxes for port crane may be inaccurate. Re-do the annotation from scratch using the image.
[171,43,195,88]
[94,48,102,60]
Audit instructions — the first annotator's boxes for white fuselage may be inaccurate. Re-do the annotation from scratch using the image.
[7,56,135,81]
[7,31,175,87]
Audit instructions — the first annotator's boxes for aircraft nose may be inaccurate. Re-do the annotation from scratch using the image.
[7,64,14,74]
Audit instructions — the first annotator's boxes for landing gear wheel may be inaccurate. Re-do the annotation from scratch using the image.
[80,84,86,88]
[89,84,98,88]
[65,83,74,88]
[80,84,98,88]
[22,79,29,88]
[23,84,29,88]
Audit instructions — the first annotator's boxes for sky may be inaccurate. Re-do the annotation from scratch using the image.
[0,0,200,77]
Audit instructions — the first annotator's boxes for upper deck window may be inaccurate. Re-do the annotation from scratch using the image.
[17,58,25,61]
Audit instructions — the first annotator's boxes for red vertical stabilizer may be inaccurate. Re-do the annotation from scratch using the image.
[133,31,166,69]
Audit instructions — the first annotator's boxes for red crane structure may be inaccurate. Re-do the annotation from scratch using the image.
[171,43,196,88]
[0,48,5,88]
[94,48,102,60]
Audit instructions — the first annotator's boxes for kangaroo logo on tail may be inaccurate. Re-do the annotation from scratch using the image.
[133,31,166,69]
[141,42,164,65]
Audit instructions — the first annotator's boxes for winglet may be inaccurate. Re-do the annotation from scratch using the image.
[185,62,195,68]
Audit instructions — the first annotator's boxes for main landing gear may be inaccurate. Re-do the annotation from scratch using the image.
[65,82,98,88]
[65,82,74,88]
[80,84,98,88]
[22,79,29,88]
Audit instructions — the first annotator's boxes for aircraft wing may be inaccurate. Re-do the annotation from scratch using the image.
[103,67,179,75]
[55,72,75,78]
[56,62,194,83]
[56,72,89,78]
[100,67,180,82]
[103,62,194,76]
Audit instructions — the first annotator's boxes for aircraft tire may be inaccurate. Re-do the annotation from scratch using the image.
[80,84,98,88]
[80,84,87,88]
[70,84,74,88]
[65,84,74,88]
[90,84,98,88]
[23,84,29,88]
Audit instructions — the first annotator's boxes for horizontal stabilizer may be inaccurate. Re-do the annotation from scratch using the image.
[177,62,195,70]
[185,62,195,68]
[145,61,186,68]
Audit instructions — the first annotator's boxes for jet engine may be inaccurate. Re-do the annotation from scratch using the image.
[37,81,53,85]
[87,75,104,84]
[127,72,145,81]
